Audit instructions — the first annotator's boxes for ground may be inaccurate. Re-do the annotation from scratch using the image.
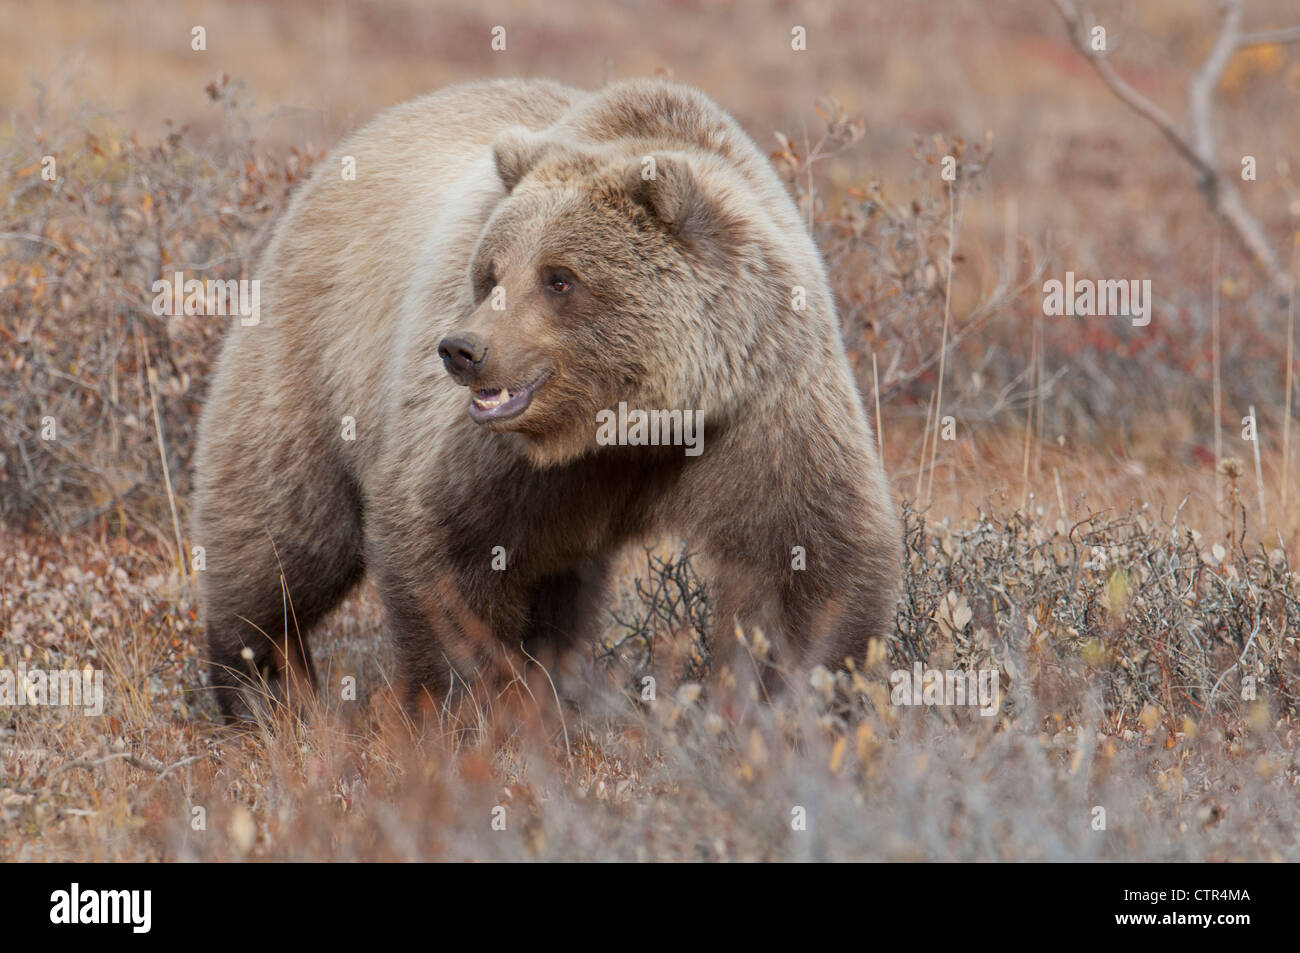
[2,0,1299,861]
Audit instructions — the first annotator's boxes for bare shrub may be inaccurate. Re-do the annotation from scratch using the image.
[0,76,317,540]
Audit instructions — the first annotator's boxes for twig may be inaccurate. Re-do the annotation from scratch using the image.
[518,641,571,765]
[1048,0,1292,299]
[924,178,956,506]
[1020,315,1038,508]
[54,751,212,778]
[915,389,936,502]
[872,351,884,466]
[0,231,69,255]
[1237,26,1300,47]
[136,327,187,581]
[1250,403,1266,526]
[1212,235,1223,471]
[1286,243,1296,515]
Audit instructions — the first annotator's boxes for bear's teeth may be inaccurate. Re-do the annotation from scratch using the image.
[472,388,516,410]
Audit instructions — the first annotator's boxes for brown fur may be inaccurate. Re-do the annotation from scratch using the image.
[192,78,902,723]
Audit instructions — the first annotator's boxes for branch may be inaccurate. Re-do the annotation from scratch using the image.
[1048,0,1214,180]
[1187,0,1243,169]
[1237,26,1300,47]
[1048,0,1292,301]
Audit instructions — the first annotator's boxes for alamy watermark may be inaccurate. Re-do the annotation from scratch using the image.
[1042,271,1151,327]
[50,883,150,933]
[595,401,703,456]
[890,662,999,716]
[0,663,104,716]
[151,271,260,326]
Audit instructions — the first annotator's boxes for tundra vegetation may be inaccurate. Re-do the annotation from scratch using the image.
[1,0,1298,860]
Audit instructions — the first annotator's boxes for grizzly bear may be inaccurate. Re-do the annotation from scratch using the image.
[192,78,901,723]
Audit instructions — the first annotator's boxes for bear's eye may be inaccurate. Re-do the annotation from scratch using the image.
[542,267,577,297]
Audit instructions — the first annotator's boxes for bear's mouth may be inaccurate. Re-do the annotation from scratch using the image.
[467,371,550,424]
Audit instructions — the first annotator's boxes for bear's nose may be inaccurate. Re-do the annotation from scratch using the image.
[437,333,487,382]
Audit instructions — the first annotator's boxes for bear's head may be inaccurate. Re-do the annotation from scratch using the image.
[437,124,800,468]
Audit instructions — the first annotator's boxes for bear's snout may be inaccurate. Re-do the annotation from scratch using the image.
[437,332,487,384]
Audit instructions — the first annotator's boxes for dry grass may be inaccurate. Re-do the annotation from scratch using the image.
[3,483,1298,861]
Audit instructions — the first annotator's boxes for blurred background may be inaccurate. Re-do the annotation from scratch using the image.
[3,0,1300,864]
[4,0,1299,538]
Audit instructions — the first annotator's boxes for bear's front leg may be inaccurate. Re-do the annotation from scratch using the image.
[375,556,616,717]
[704,535,898,696]
[685,415,902,692]
[521,558,615,667]
[374,564,525,717]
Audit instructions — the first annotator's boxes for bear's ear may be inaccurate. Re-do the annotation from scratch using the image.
[625,154,743,263]
[492,126,548,193]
